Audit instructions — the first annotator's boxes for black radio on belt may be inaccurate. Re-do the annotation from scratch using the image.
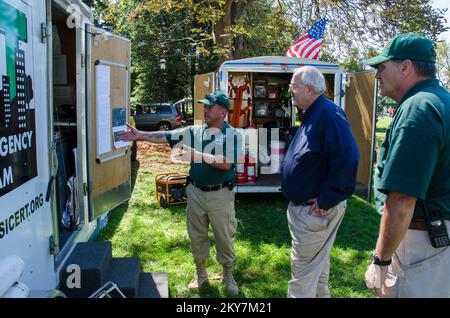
[421,200,450,248]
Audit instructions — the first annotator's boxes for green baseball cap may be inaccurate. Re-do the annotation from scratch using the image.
[364,33,436,67]
[197,91,230,110]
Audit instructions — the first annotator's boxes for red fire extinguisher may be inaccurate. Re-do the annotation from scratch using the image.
[246,153,256,183]
[236,154,247,184]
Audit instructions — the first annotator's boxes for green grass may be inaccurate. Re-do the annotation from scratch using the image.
[97,145,381,298]
[376,116,392,133]
[376,116,392,149]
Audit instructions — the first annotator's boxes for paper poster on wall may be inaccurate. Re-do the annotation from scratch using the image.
[95,64,112,156]
[112,108,129,149]
[112,126,129,149]
[112,107,126,126]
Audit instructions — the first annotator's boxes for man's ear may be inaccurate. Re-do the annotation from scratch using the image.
[401,60,413,77]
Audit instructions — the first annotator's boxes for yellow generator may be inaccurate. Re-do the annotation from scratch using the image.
[155,173,188,208]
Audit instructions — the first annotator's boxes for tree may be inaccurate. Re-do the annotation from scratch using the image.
[83,0,449,104]
[223,0,296,59]
[437,40,450,89]
[87,0,295,103]
[213,0,256,63]
[279,0,448,63]
[340,48,365,72]
[81,0,111,28]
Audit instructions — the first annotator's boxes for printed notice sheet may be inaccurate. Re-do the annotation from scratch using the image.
[95,64,112,156]
[112,125,129,149]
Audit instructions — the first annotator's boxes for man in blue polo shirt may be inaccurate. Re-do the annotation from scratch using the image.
[364,33,450,297]
[120,91,242,296]
[282,66,359,298]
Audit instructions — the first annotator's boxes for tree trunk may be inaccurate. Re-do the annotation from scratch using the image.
[214,0,255,66]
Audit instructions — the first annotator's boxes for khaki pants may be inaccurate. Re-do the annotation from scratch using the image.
[185,183,237,265]
[287,200,346,298]
[384,220,450,298]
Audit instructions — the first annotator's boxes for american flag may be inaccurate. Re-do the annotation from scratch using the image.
[286,18,327,60]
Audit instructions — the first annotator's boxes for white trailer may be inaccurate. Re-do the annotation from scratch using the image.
[0,0,137,296]
[194,56,377,195]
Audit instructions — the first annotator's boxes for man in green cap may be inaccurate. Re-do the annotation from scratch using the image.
[120,91,242,296]
[363,33,450,297]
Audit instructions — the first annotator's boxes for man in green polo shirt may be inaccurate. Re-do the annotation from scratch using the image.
[120,91,242,296]
[363,33,450,297]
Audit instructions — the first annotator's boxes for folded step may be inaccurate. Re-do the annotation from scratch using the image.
[103,257,141,298]
[137,272,169,298]
[59,242,112,298]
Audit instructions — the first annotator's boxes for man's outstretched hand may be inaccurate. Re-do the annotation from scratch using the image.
[170,145,201,163]
[118,123,142,142]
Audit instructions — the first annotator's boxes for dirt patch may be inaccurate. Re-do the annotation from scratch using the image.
[135,142,189,172]
[138,142,171,157]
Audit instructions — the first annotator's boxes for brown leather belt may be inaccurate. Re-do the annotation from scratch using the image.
[409,219,427,231]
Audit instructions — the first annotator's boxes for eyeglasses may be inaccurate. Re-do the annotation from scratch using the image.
[288,83,307,89]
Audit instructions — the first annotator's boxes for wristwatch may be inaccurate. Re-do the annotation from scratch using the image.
[372,252,392,266]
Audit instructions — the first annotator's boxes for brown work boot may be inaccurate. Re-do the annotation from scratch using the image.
[223,264,239,296]
[188,260,208,289]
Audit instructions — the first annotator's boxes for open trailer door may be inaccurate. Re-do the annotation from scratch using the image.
[194,72,215,124]
[344,70,378,201]
[86,26,131,221]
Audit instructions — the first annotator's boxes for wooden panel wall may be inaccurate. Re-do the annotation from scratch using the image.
[194,72,214,124]
[345,71,376,185]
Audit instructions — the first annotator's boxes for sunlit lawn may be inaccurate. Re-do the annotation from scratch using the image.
[376,116,392,148]
[98,142,380,298]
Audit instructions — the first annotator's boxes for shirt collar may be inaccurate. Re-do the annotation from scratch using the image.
[221,121,231,133]
[203,121,229,134]
[399,78,440,105]
[302,95,324,121]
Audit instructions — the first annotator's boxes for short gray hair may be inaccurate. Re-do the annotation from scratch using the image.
[392,59,437,78]
[293,66,326,95]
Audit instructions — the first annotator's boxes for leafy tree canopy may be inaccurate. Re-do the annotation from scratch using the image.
[81,0,448,102]
[437,40,450,88]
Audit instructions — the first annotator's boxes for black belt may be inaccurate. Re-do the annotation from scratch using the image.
[188,178,232,192]
[295,199,315,206]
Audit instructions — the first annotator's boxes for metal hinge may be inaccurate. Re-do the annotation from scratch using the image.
[83,183,88,196]
[81,53,85,68]
[49,235,55,255]
[41,23,50,43]
[50,140,56,151]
